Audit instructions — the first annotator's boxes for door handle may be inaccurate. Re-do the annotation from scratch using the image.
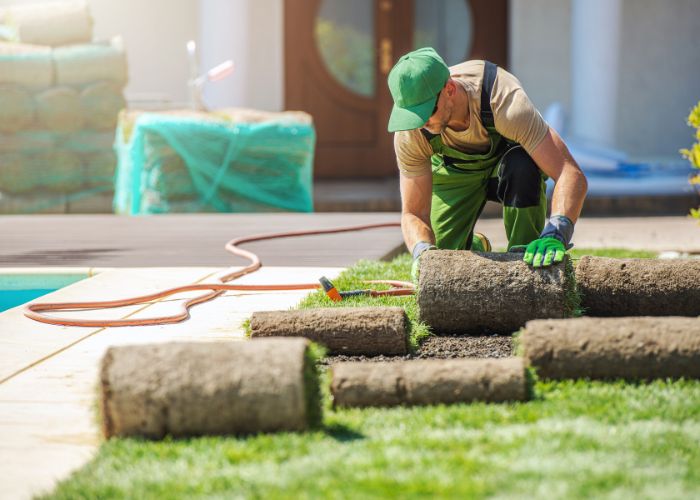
[380,38,393,75]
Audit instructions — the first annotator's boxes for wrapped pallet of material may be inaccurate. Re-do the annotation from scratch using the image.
[0,85,35,133]
[4,0,92,47]
[35,86,84,132]
[80,82,127,130]
[0,131,56,153]
[53,36,128,87]
[114,109,315,214]
[83,150,118,188]
[0,41,53,89]
[0,153,34,194]
[36,150,84,192]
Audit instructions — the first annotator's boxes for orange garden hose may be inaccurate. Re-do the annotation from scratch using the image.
[24,222,415,328]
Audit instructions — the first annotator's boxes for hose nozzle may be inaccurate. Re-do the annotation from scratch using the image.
[319,276,342,302]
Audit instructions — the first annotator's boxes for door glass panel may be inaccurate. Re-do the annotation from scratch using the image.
[314,0,375,97]
[414,0,473,66]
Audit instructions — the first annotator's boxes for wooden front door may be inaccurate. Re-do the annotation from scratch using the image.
[285,0,508,179]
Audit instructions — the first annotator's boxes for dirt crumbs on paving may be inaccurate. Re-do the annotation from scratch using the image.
[322,335,514,364]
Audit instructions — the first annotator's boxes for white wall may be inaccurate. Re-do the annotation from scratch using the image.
[509,0,700,158]
[509,0,571,117]
[199,0,283,111]
[616,0,700,157]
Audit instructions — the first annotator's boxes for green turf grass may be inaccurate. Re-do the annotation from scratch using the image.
[45,247,700,500]
[44,379,700,499]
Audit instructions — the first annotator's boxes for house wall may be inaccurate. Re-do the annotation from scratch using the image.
[509,0,700,157]
[616,0,700,157]
[509,0,571,117]
[199,0,284,111]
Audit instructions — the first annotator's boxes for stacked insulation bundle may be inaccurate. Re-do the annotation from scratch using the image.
[0,1,127,213]
[114,108,315,214]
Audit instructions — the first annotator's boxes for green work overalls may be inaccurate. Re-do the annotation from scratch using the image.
[424,61,548,251]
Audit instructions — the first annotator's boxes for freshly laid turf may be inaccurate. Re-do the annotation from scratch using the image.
[44,247,700,499]
[45,380,700,499]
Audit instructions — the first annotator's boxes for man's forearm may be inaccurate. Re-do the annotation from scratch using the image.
[550,162,588,224]
[401,212,435,252]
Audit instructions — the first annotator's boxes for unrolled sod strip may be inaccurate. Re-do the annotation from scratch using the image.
[521,316,700,380]
[419,251,576,334]
[331,357,528,408]
[576,256,700,316]
[100,338,321,438]
[250,307,409,356]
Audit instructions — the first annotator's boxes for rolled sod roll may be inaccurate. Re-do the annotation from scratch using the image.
[36,150,84,192]
[419,251,576,334]
[0,41,53,89]
[250,307,409,356]
[331,357,528,408]
[82,150,116,187]
[576,256,700,316]
[36,87,84,132]
[0,130,56,153]
[0,153,36,194]
[54,37,128,86]
[100,338,321,439]
[80,82,126,130]
[521,316,700,380]
[4,1,92,47]
[0,85,35,133]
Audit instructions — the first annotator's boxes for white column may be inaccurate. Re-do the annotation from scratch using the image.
[570,0,623,148]
[198,0,249,109]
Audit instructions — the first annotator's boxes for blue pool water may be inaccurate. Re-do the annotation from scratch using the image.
[0,289,58,312]
[0,273,87,313]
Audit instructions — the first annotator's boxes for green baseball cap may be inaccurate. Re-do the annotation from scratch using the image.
[387,47,450,132]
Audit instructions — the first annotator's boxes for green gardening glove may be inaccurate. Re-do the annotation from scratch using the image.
[523,215,574,268]
[411,241,437,283]
[523,237,566,267]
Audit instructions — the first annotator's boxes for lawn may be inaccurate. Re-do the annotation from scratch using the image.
[44,248,700,500]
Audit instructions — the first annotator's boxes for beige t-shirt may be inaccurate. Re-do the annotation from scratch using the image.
[394,60,549,177]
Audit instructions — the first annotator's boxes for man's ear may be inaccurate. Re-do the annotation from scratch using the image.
[444,79,457,97]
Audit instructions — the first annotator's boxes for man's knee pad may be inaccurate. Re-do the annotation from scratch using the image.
[497,146,544,208]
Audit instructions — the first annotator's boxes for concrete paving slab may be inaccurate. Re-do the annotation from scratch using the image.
[475,216,700,252]
[0,265,343,500]
[0,213,404,267]
[0,267,222,383]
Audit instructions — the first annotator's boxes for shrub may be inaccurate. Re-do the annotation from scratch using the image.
[681,101,700,220]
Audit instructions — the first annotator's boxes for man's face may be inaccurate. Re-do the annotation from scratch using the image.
[422,90,449,134]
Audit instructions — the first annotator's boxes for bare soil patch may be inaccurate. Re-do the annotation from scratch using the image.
[322,334,513,364]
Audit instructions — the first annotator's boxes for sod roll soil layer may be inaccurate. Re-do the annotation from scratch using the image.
[418,251,575,334]
[330,357,528,408]
[576,256,700,316]
[249,307,409,356]
[521,316,700,380]
[100,338,320,439]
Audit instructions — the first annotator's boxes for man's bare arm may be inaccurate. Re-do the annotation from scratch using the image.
[399,171,434,252]
[529,127,588,223]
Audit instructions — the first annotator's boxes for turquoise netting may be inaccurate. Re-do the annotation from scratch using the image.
[114,112,315,214]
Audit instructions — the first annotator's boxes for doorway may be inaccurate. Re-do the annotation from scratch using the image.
[285,0,508,179]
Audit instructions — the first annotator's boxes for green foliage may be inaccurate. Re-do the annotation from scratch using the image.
[681,100,700,220]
